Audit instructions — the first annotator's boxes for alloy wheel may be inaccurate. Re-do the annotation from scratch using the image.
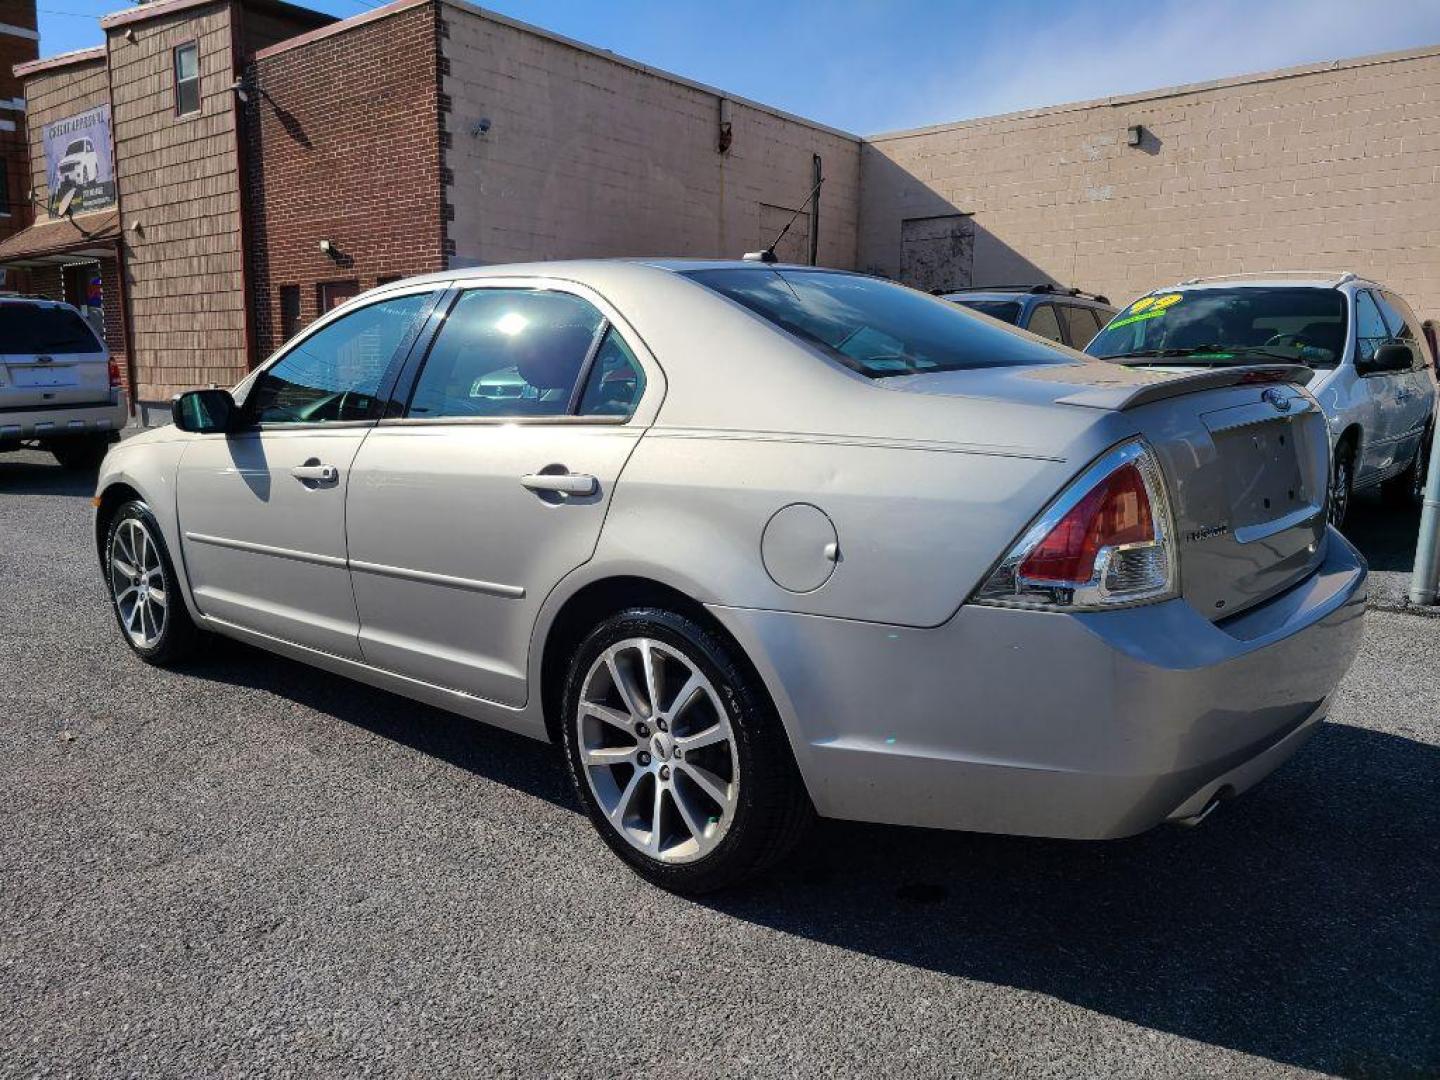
[575,637,739,864]
[109,518,167,649]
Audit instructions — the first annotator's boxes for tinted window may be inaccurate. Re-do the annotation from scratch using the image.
[953,299,1021,324]
[1354,291,1389,365]
[247,292,431,424]
[578,328,645,417]
[686,269,1070,378]
[174,43,200,116]
[0,302,102,354]
[1089,287,1348,370]
[1027,303,1064,344]
[407,289,604,418]
[1061,305,1102,348]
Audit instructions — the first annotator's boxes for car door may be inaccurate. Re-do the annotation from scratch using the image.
[1376,290,1434,461]
[175,287,439,657]
[345,281,657,706]
[1351,289,1405,482]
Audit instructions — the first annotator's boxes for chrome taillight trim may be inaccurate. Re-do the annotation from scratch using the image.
[971,438,1179,612]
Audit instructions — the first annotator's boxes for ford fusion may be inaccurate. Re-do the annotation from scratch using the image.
[94,261,1367,891]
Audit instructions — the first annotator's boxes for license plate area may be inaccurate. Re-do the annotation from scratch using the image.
[12,366,78,388]
[1213,418,1310,532]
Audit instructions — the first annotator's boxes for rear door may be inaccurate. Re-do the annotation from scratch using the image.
[0,300,109,409]
[345,281,657,706]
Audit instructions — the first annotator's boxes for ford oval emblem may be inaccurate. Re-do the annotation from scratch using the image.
[1262,387,1292,413]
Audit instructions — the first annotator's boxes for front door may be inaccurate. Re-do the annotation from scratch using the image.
[176,288,437,657]
[1352,289,1408,481]
[1376,290,1434,464]
[345,284,652,705]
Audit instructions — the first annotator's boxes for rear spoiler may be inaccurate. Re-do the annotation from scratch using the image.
[1056,364,1313,411]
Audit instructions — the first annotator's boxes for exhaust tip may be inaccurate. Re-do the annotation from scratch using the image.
[1172,785,1234,828]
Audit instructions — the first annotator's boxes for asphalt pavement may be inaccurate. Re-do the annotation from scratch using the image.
[1,447,1436,1079]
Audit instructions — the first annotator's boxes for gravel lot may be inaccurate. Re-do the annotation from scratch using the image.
[1,447,1436,1079]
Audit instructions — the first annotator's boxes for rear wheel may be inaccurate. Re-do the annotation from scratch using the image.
[104,500,201,666]
[1328,441,1354,529]
[51,434,114,471]
[1382,428,1431,508]
[561,607,811,893]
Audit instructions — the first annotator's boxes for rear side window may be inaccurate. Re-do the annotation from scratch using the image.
[0,303,102,354]
[1061,305,1101,348]
[578,328,645,417]
[953,299,1021,324]
[686,268,1070,378]
[1026,303,1064,344]
[407,289,604,418]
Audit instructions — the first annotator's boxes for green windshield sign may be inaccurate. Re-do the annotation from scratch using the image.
[1110,292,1184,330]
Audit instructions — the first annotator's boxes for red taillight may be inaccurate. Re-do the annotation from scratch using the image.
[108,358,122,389]
[1018,463,1154,585]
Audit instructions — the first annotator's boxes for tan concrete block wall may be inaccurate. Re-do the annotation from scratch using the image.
[107,2,247,402]
[860,47,1440,318]
[441,2,860,269]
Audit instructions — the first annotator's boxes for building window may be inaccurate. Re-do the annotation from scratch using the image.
[0,157,10,216]
[174,42,200,116]
[279,285,301,341]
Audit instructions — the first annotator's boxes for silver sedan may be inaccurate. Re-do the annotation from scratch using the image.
[94,261,1368,892]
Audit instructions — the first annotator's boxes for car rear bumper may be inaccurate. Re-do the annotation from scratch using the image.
[709,526,1368,839]
[0,398,127,441]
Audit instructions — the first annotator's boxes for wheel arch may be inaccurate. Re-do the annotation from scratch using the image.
[536,574,771,749]
[1335,422,1361,461]
[94,480,144,566]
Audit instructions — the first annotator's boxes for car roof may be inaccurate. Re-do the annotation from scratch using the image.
[1157,271,1381,292]
[389,258,861,291]
[943,291,1113,309]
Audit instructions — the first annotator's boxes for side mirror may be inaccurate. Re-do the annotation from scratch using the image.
[1358,342,1414,376]
[171,388,238,433]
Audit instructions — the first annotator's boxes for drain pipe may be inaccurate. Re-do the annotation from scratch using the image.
[1409,428,1440,605]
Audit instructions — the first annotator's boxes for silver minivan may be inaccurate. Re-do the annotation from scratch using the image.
[1088,272,1437,527]
[0,295,125,469]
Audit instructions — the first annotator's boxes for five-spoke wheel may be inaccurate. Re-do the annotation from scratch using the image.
[109,516,168,648]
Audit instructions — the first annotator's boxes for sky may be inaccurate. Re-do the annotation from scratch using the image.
[34,0,1440,134]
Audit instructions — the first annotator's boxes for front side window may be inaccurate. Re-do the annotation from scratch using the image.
[1026,303,1064,344]
[1376,291,1421,369]
[686,268,1071,378]
[174,43,200,116]
[407,289,604,419]
[1354,291,1390,366]
[1089,286,1349,370]
[246,292,432,424]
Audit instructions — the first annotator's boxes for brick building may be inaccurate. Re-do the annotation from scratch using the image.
[2,0,1439,421]
[0,0,36,269]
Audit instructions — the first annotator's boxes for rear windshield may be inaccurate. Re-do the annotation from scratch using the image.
[685,268,1072,378]
[952,299,1022,324]
[0,303,102,355]
[1088,286,1349,370]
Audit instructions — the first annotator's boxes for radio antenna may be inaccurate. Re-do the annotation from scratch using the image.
[743,175,824,264]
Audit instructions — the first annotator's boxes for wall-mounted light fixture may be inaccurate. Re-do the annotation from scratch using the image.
[471,117,491,137]
[122,27,135,43]
[1126,124,1145,147]
[230,77,249,104]
[319,239,334,255]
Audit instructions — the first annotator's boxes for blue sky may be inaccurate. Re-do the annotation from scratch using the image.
[36,0,1440,133]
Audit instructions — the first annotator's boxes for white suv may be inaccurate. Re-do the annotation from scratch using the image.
[0,295,126,469]
[1088,272,1437,528]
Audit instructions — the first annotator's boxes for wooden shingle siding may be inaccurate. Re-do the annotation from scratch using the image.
[108,1,247,401]
[25,59,109,219]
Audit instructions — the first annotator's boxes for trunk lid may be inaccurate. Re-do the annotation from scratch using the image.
[882,360,1328,619]
[0,300,110,409]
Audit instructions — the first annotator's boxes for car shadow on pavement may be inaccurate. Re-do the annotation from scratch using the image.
[186,637,1437,1077]
[1343,490,1421,573]
[707,722,1439,1078]
[0,457,97,497]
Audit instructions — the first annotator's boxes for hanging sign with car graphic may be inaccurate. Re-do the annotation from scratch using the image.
[43,105,116,215]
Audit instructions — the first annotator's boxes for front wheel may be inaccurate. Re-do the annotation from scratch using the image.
[1328,443,1354,529]
[104,500,201,666]
[561,608,812,893]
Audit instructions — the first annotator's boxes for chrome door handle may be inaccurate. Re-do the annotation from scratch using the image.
[520,471,597,496]
[291,463,339,484]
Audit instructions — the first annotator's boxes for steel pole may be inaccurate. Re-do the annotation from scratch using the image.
[1408,426,1440,604]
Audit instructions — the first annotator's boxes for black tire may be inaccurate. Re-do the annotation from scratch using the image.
[560,607,812,894]
[103,500,202,666]
[1382,428,1431,508]
[51,434,114,472]
[1328,441,1355,529]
